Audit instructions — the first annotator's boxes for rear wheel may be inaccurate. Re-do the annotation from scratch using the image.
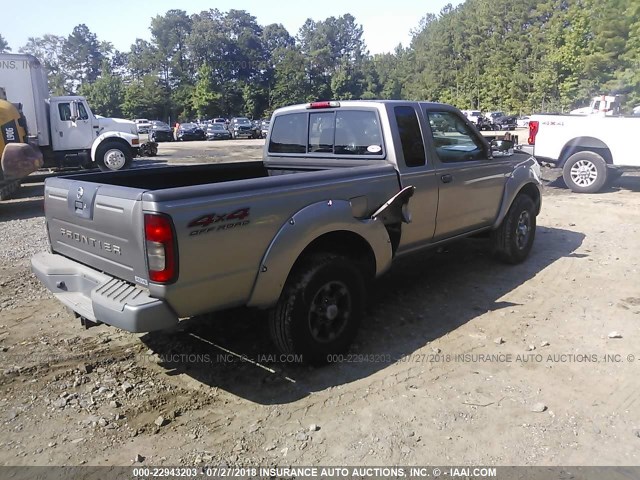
[562,151,607,193]
[492,194,536,264]
[268,253,365,364]
[96,141,132,171]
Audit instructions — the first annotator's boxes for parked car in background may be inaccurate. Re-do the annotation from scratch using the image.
[260,120,270,138]
[475,115,493,131]
[486,112,504,124]
[462,110,482,125]
[206,123,231,140]
[229,117,259,139]
[177,123,206,141]
[133,119,152,134]
[493,114,518,131]
[213,118,227,125]
[149,121,173,142]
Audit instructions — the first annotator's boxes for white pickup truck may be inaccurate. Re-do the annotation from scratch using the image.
[528,114,640,193]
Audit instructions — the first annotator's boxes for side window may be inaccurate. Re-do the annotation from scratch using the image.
[77,103,89,120]
[394,106,425,167]
[335,110,383,155]
[426,111,486,163]
[308,112,334,153]
[268,113,307,154]
[58,103,71,121]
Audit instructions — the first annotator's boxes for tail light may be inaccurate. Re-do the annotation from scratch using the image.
[144,213,177,283]
[528,121,539,145]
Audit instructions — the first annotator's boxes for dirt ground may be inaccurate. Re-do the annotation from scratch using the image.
[1,138,639,468]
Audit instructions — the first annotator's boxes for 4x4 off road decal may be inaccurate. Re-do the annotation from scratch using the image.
[188,207,251,236]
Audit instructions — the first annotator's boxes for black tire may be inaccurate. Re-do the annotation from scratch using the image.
[268,253,366,364]
[492,194,536,264]
[95,141,133,171]
[562,151,607,193]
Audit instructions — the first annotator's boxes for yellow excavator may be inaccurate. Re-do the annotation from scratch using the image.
[0,87,43,199]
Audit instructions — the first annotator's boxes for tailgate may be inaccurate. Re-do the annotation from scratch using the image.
[44,177,148,285]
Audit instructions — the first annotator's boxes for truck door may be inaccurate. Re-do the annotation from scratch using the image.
[388,104,439,254]
[51,100,95,151]
[423,108,511,240]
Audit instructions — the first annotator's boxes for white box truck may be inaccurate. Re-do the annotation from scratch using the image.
[0,53,140,172]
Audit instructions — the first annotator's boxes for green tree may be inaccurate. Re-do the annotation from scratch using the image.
[150,9,192,88]
[122,75,167,120]
[62,24,105,91]
[126,39,158,81]
[19,35,67,95]
[0,34,10,52]
[271,47,310,108]
[615,1,640,106]
[79,61,124,117]
[191,64,221,119]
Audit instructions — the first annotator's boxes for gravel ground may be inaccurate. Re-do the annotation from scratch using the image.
[1,142,640,468]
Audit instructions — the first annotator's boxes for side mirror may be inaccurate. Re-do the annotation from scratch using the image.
[69,101,79,122]
[490,139,514,157]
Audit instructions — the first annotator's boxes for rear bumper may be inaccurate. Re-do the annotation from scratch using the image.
[233,130,254,137]
[31,252,179,333]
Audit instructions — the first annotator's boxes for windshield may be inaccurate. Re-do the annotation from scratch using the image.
[234,118,251,125]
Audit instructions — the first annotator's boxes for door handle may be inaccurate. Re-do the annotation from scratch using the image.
[441,174,453,183]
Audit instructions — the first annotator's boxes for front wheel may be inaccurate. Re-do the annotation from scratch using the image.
[492,194,537,264]
[96,141,133,171]
[562,151,607,193]
[268,253,365,364]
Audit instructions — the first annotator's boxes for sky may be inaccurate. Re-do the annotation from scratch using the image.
[3,0,462,55]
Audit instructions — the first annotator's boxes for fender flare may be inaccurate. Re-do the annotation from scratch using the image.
[557,137,612,168]
[492,155,543,229]
[91,132,138,161]
[247,199,393,309]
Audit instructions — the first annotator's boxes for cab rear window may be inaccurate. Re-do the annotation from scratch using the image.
[269,109,383,157]
[268,113,307,154]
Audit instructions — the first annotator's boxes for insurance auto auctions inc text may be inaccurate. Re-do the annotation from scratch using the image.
[401,353,635,364]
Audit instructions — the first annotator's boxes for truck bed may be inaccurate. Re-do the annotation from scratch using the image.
[59,162,270,190]
[44,161,401,317]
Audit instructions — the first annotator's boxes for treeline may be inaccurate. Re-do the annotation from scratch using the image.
[1,0,638,121]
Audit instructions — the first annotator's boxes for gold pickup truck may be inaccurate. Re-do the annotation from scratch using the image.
[32,100,542,363]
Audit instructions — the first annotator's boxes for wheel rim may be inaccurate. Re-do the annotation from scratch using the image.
[103,149,126,170]
[308,281,352,344]
[515,210,531,250]
[570,160,598,187]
